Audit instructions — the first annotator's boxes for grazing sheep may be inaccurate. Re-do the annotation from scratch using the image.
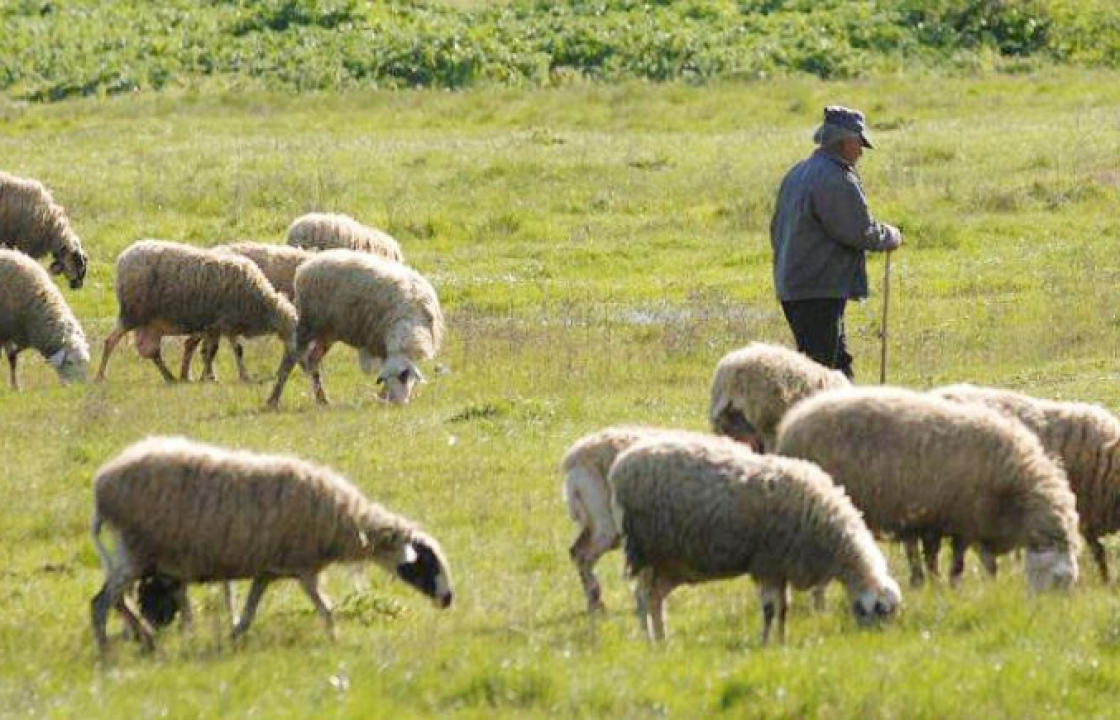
[286,212,403,263]
[562,426,677,612]
[266,250,443,408]
[610,431,901,643]
[775,386,1081,592]
[709,342,850,451]
[95,240,297,384]
[933,383,1120,582]
[0,170,88,289]
[179,242,314,381]
[0,248,89,387]
[90,436,453,651]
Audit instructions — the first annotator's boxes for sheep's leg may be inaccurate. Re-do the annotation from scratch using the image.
[904,538,925,588]
[647,572,674,642]
[634,567,654,640]
[232,577,271,640]
[150,350,177,383]
[921,531,942,580]
[759,582,790,645]
[221,582,234,620]
[978,546,998,578]
[229,337,249,382]
[179,336,202,381]
[569,527,602,612]
[134,329,175,383]
[199,333,221,382]
[5,345,19,390]
[574,529,620,613]
[949,536,968,588]
[95,326,128,382]
[266,351,299,408]
[91,567,152,652]
[1089,536,1110,583]
[176,584,193,631]
[297,573,335,640]
[307,339,334,405]
[810,584,826,611]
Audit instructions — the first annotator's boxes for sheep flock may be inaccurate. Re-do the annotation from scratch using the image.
[4,167,1120,664]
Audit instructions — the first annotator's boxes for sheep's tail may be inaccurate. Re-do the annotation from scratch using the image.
[90,510,114,573]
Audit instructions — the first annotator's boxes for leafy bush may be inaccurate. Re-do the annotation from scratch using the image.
[1,0,1119,101]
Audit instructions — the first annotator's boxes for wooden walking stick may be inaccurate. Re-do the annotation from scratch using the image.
[879,250,892,385]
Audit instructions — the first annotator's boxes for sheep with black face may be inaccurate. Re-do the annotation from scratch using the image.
[90,436,453,652]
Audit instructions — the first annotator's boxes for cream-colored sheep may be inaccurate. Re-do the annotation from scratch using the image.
[266,250,443,408]
[95,240,297,384]
[0,171,88,289]
[561,426,677,612]
[934,383,1120,582]
[775,386,1081,592]
[0,248,89,387]
[610,431,901,643]
[709,342,850,451]
[286,212,403,263]
[90,436,453,652]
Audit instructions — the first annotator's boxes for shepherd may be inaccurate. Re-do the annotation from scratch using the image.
[770,105,902,380]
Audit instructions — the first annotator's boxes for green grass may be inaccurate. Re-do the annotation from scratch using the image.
[4,68,1120,717]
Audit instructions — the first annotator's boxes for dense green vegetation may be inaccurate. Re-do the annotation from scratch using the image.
[4,0,1120,101]
[2,68,1120,717]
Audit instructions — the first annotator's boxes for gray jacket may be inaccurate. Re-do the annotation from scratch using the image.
[770,149,899,301]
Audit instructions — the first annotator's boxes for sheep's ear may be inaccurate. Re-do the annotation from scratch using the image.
[49,258,64,274]
[408,362,426,384]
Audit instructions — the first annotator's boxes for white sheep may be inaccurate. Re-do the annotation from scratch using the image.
[709,342,850,451]
[775,386,1081,591]
[561,426,676,612]
[266,249,443,408]
[609,431,901,643]
[95,240,297,384]
[0,248,89,387]
[90,436,453,652]
[0,170,88,289]
[933,383,1120,582]
[286,212,403,263]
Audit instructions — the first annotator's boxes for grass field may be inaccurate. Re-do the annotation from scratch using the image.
[3,68,1120,718]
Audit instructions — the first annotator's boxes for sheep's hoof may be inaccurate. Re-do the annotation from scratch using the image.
[588,599,606,614]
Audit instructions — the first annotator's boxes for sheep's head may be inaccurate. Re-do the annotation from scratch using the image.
[1025,546,1078,591]
[710,404,764,452]
[388,532,453,609]
[137,573,183,629]
[47,342,89,383]
[50,246,87,289]
[850,576,901,626]
[376,356,425,404]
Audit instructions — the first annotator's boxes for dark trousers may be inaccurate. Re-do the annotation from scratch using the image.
[780,298,853,379]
